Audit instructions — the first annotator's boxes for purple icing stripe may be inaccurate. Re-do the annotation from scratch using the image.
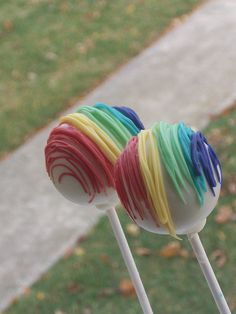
[191,131,222,196]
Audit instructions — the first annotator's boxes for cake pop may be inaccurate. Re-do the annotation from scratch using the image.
[115,121,222,237]
[45,104,153,314]
[45,104,144,209]
[115,121,231,314]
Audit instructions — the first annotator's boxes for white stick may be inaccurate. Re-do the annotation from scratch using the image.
[187,233,231,314]
[107,208,153,314]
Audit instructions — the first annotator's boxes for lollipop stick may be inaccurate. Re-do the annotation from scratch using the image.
[106,208,153,314]
[187,233,231,314]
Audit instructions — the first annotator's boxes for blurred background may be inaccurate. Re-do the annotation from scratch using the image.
[0,0,236,313]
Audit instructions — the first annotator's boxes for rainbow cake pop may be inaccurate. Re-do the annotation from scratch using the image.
[115,121,222,237]
[44,104,154,313]
[45,104,144,209]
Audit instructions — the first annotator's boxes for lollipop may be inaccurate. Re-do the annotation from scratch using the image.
[115,122,230,314]
[45,104,153,314]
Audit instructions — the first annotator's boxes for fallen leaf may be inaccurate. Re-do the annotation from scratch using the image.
[67,283,82,294]
[159,241,181,258]
[100,254,110,263]
[126,223,140,236]
[211,250,227,268]
[126,4,135,14]
[215,205,233,224]
[74,247,85,256]
[119,279,136,297]
[36,292,46,300]
[10,297,18,305]
[23,287,31,296]
[76,235,87,245]
[3,20,13,31]
[64,248,73,259]
[135,247,151,256]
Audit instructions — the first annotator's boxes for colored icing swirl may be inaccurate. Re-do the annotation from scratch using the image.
[45,104,143,203]
[115,122,222,237]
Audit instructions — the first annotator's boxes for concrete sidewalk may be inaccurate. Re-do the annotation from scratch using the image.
[1,0,236,310]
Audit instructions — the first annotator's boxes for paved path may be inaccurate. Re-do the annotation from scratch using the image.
[1,0,236,310]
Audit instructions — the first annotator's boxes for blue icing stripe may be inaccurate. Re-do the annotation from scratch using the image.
[94,103,141,135]
[191,131,222,196]
[178,123,207,205]
[113,106,145,130]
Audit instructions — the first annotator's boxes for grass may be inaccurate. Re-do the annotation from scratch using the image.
[4,106,236,313]
[0,0,203,158]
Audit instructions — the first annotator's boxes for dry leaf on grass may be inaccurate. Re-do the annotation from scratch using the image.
[126,223,140,236]
[23,287,31,296]
[100,254,110,263]
[67,283,82,294]
[119,279,136,297]
[211,250,227,268]
[135,247,151,256]
[36,292,46,300]
[3,20,14,31]
[159,242,181,258]
[74,247,85,256]
[215,205,233,224]
[63,248,73,259]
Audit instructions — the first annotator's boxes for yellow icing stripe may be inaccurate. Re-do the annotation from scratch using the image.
[138,129,176,237]
[60,113,121,165]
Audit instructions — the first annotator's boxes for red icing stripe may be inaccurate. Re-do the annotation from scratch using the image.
[115,137,159,226]
[45,123,114,203]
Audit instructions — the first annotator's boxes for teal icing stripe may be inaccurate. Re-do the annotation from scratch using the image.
[77,106,130,149]
[95,103,140,136]
[152,122,208,207]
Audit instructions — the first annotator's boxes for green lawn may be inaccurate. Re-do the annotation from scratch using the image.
[0,0,203,159]
[5,106,236,313]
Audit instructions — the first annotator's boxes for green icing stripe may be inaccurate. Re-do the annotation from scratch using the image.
[152,122,207,206]
[77,106,131,149]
